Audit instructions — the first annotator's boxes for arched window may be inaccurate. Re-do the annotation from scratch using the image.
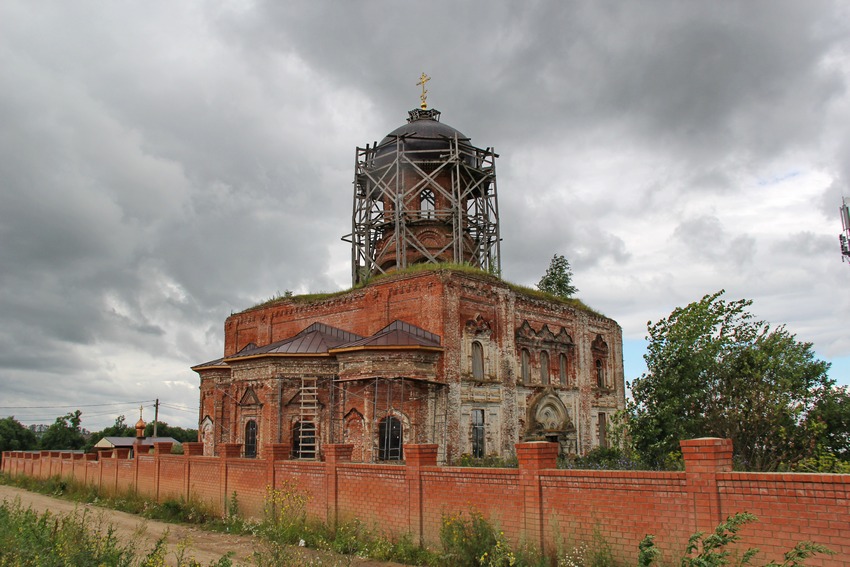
[559,353,568,386]
[540,351,550,385]
[596,359,605,388]
[472,341,484,380]
[292,421,316,459]
[378,416,403,461]
[521,349,530,385]
[420,189,435,219]
[244,420,257,458]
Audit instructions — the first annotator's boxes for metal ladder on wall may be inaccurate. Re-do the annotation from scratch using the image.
[298,377,318,459]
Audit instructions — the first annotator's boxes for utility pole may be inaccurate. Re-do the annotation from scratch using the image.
[153,398,159,438]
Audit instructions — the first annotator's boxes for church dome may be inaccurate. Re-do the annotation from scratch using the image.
[373,108,474,164]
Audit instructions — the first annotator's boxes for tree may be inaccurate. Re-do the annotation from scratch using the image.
[628,290,832,471]
[144,421,198,443]
[39,410,86,450]
[537,254,578,298]
[0,416,38,452]
[84,415,133,452]
[809,386,850,460]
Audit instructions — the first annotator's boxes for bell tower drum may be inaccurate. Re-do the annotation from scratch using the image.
[345,78,501,285]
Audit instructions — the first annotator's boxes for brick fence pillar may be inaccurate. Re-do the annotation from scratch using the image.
[681,437,733,534]
[220,443,242,516]
[183,442,204,456]
[265,443,291,492]
[516,442,558,552]
[405,444,438,545]
[325,444,354,527]
[153,443,173,503]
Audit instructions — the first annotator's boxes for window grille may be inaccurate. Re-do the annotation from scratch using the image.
[244,420,257,458]
[378,416,403,461]
[472,409,485,458]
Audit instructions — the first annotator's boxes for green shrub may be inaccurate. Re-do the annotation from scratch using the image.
[638,512,834,566]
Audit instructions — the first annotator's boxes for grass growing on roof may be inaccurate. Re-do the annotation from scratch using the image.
[241,263,606,318]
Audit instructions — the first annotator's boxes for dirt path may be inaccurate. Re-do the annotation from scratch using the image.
[0,485,409,567]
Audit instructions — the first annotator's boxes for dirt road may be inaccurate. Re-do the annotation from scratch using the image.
[0,485,409,566]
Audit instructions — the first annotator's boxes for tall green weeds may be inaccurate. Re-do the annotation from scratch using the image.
[0,498,231,566]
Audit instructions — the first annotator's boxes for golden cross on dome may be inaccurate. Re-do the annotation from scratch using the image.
[417,72,430,109]
[139,405,144,419]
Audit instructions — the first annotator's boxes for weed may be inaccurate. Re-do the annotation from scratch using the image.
[638,512,834,566]
[0,497,229,566]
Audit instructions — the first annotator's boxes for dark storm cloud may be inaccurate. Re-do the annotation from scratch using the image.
[1,0,849,428]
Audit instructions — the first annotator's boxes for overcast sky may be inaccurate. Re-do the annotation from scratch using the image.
[2,1,849,431]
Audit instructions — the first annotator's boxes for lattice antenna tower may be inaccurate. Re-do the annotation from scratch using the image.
[343,77,501,285]
[840,197,850,264]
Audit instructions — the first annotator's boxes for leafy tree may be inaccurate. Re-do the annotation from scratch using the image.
[39,410,86,451]
[537,254,578,298]
[808,385,850,460]
[84,415,134,452]
[0,416,38,452]
[629,291,832,471]
[144,421,198,443]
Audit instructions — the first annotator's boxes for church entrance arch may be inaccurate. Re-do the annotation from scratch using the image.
[525,391,577,455]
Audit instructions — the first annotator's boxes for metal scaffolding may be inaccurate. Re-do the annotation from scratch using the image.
[344,110,501,285]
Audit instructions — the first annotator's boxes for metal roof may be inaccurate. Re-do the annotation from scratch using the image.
[93,436,180,449]
[333,320,441,350]
[191,357,227,370]
[227,322,364,359]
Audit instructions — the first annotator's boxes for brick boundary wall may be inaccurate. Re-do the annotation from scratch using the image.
[3,438,848,564]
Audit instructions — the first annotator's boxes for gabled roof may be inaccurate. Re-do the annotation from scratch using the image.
[332,320,441,351]
[226,322,364,360]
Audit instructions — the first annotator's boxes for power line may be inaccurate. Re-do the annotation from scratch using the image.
[0,400,154,410]
[159,403,198,414]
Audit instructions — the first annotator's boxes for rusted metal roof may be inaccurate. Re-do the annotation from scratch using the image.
[228,322,364,359]
[333,320,441,350]
[196,320,441,367]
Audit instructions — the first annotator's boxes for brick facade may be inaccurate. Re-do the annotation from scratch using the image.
[4,438,848,564]
[194,268,625,463]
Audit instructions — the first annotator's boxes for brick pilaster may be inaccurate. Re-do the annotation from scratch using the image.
[405,444,438,545]
[516,442,558,551]
[681,437,733,533]
[324,444,354,527]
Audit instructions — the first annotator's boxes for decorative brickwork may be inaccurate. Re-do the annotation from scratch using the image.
[195,269,625,464]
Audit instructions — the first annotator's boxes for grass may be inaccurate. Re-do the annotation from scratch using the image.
[0,497,233,567]
[0,473,435,566]
[0,472,230,531]
[241,263,606,318]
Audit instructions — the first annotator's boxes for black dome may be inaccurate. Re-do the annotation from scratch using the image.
[373,108,473,164]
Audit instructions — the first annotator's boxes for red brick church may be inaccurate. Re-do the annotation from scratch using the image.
[193,100,625,463]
